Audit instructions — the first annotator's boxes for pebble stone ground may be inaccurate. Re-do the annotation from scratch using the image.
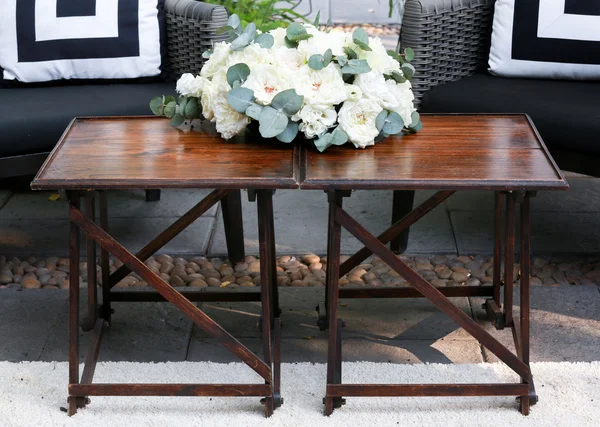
[1,253,599,291]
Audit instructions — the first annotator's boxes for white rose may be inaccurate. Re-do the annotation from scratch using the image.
[269,27,288,48]
[295,65,347,107]
[212,91,250,139]
[358,37,401,75]
[200,72,228,121]
[386,79,416,126]
[227,43,274,69]
[176,73,204,97]
[338,99,382,148]
[344,84,363,102]
[200,42,230,78]
[293,104,337,139]
[273,46,306,72]
[242,64,291,105]
[297,27,348,59]
[355,70,398,110]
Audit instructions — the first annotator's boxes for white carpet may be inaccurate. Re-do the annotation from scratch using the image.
[1,361,598,427]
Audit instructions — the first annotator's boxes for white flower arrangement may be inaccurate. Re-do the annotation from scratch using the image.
[150,14,422,152]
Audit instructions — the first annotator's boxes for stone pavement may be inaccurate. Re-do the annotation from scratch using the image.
[1,175,599,257]
[291,0,404,24]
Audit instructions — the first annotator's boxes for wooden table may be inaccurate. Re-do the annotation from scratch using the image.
[31,116,299,417]
[300,114,569,416]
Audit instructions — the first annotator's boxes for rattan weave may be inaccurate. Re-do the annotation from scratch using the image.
[400,0,495,107]
[165,0,229,77]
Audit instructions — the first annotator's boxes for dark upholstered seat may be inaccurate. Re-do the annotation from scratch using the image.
[0,82,175,157]
[420,73,600,156]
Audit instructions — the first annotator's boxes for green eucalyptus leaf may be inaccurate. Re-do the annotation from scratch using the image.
[313,10,321,27]
[243,22,257,39]
[149,96,165,116]
[409,111,420,127]
[404,47,415,62]
[308,54,325,70]
[375,110,388,133]
[382,112,404,135]
[387,49,401,61]
[344,47,357,59]
[184,98,199,119]
[226,63,251,87]
[276,120,299,143]
[271,89,304,116]
[164,101,177,119]
[287,22,306,39]
[284,36,297,48]
[336,55,348,67]
[231,32,252,51]
[226,87,256,113]
[330,127,348,146]
[245,103,263,120]
[202,50,212,59]
[391,71,407,84]
[353,28,371,51]
[254,33,274,49]
[164,96,176,105]
[170,113,185,127]
[227,15,241,33]
[314,133,333,152]
[323,48,333,66]
[341,59,371,75]
[258,106,289,138]
[290,32,313,41]
[408,120,423,132]
[178,97,188,117]
[401,63,416,80]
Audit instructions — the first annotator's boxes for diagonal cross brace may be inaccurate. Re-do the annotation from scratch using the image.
[335,207,531,380]
[339,191,455,277]
[70,205,272,381]
[109,188,230,287]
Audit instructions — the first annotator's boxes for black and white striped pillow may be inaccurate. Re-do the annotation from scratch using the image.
[489,0,600,79]
[0,0,167,83]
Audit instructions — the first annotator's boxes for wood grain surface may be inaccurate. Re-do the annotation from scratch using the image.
[32,116,298,190]
[300,115,568,191]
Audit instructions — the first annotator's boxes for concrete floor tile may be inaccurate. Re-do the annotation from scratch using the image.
[0,217,215,256]
[471,285,600,363]
[0,190,12,209]
[446,191,495,212]
[0,289,67,362]
[194,288,474,341]
[1,189,218,220]
[39,298,194,362]
[208,190,454,256]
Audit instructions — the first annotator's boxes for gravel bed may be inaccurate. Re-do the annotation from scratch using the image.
[322,23,400,36]
[1,254,599,290]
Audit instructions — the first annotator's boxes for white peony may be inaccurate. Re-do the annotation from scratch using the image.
[212,91,250,139]
[344,84,363,102]
[386,79,416,126]
[355,70,399,110]
[242,64,291,105]
[295,65,347,107]
[176,73,204,97]
[297,27,348,59]
[200,73,228,121]
[358,37,401,75]
[273,46,307,72]
[293,104,337,139]
[338,99,382,148]
[227,43,274,70]
[270,27,288,48]
[200,42,231,78]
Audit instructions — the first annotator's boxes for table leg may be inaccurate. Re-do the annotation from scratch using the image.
[68,192,81,416]
[221,189,245,264]
[82,195,98,332]
[493,192,503,306]
[504,193,516,327]
[99,192,111,324]
[519,193,532,415]
[257,190,277,416]
[325,191,344,415]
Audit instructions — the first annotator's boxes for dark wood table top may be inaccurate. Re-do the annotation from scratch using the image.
[299,114,568,191]
[31,116,299,190]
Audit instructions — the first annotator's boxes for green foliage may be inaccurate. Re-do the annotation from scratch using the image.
[308,49,332,70]
[204,0,306,32]
[352,28,371,51]
[258,106,289,138]
[226,63,251,87]
[226,87,256,113]
[276,120,299,143]
[314,127,348,152]
[150,95,201,123]
[341,59,371,75]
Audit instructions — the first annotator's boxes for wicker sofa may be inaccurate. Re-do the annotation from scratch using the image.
[0,0,227,202]
[391,0,600,252]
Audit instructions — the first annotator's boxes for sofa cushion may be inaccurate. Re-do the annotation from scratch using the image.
[0,82,175,157]
[420,73,600,155]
